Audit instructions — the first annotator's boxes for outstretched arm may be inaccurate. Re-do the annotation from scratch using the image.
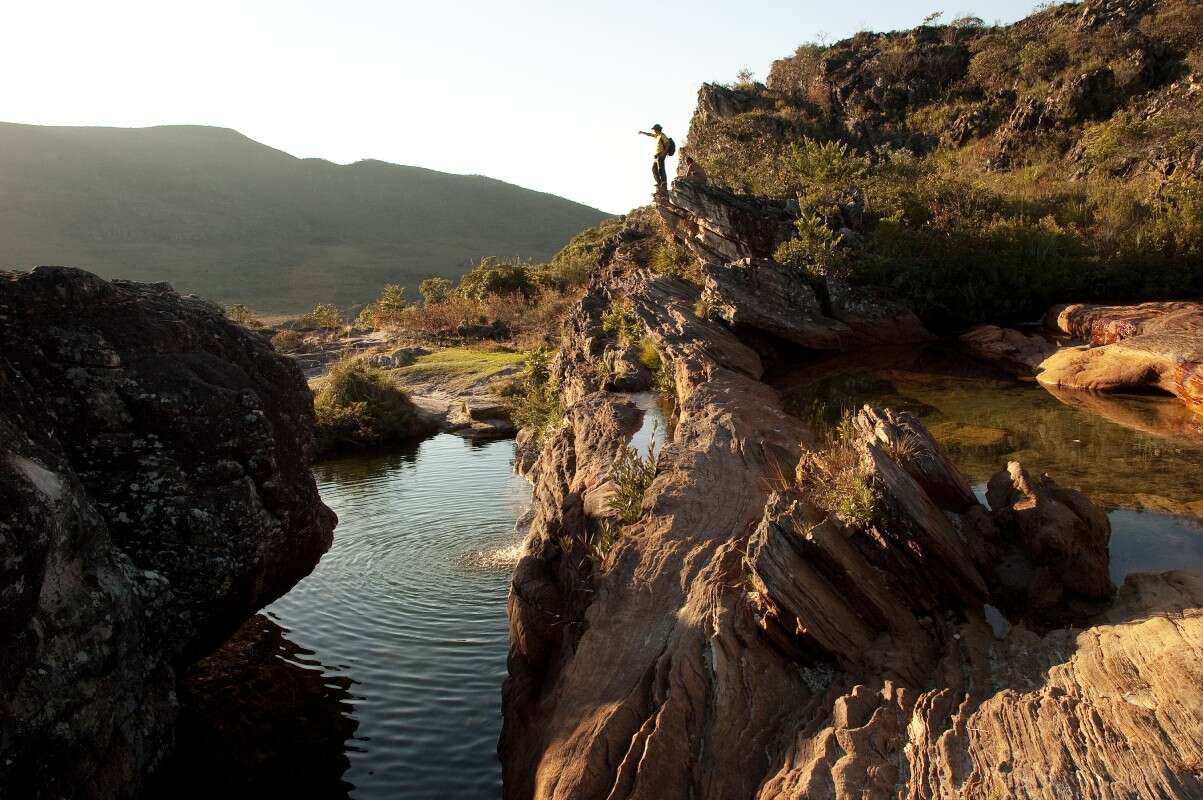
[638,130,653,137]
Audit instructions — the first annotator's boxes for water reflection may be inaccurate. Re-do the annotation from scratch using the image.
[771,343,1203,516]
[153,614,358,799]
[771,343,1203,582]
[163,434,530,800]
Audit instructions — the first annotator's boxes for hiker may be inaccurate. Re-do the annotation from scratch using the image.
[680,155,708,183]
[638,124,674,192]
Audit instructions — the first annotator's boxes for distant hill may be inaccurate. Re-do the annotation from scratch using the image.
[0,122,610,312]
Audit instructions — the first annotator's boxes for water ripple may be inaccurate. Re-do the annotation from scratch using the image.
[266,434,529,799]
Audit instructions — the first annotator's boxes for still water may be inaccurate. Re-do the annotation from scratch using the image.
[769,342,1203,583]
[267,434,530,799]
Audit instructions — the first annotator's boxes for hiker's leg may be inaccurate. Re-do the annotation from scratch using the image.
[656,155,667,189]
[651,158,661,187]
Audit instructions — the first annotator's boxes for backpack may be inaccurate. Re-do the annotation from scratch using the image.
[665,137,677,156]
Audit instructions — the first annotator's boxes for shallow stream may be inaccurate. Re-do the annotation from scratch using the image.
[165,342,1203,797]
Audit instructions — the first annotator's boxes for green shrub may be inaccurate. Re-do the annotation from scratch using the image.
[649,240,699,282]
[301,303,343,330]
[503,349,563,442]
[458,256,535,300]
[313,359,418,456]
[601,299,641,346]
[637,338,675,398]
[419,277,454,305]
[606,425,659,526]
[271,330,305,353]
[773,213,850,281]
[224,303,262,328]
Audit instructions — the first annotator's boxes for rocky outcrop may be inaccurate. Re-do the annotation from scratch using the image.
[700,258,849,350]
[1038,301,1203,413]
[662,183,930,351]
[961,324,1058,373]
[0,267,335,799]
[656,179,795,264]
[502,234,1203,797]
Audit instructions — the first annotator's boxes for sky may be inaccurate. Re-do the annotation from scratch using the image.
[3,0,1041,214]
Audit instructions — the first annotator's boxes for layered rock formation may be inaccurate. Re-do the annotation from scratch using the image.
[1038,301,1203,413]
[0,267,335,798]
[659,182,930,353]
[502,222,1203,798]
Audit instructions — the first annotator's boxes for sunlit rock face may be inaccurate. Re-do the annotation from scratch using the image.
[1039,301,1203,415]
[0,266,335,799]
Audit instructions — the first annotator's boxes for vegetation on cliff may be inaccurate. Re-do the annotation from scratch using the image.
[685,0,1203,326]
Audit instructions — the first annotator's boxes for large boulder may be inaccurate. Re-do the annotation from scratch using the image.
[961,324,1057,373]
[1038,302,1203,413]
[700,258,852,350]
[0,267,335,798]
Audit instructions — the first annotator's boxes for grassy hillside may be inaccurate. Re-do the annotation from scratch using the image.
[684,0,1203,326]
[0,123,609,312]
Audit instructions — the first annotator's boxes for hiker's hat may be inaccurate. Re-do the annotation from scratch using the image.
[652,123,662,131]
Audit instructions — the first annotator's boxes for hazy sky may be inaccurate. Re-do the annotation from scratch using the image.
[5,0,1039,213]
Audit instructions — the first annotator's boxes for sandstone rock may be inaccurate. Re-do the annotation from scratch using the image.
[700,258,853,350]
[446,399,516,439]
[961,324,1057,373]
[1038,302,1203,413]
[656,180,795,264]
[1046,300,1203,344]
[366,346,429,369]
[0,267,335,798]
[503,256,1202,799]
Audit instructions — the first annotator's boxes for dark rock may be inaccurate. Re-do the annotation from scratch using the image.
[0,267,335,799]
[1058,68,1119,121]
[656,181,795,264]
[367,346,429,369]
[456,319,511,341]
[701,258,853,350]
[826,278,932,346]
[960,324,1057,373]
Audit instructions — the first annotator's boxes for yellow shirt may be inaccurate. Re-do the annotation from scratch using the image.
[654,132,668,157]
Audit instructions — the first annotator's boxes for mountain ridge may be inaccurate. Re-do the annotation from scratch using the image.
[0,121,611,312]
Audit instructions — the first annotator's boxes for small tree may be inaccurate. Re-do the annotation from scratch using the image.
[419,277,453,305]
[734,68,756,89]
[302,303,343,330]
[458,257,534,301]
[374,284,407,325]
[922,11,944,26]
[224,303,261,328]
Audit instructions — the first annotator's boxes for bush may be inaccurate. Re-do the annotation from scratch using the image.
[503,349,563,442]
[606,425,659,526]
[301,303,343,330]
[271,330,305,353]
[774,213,851,282]
[795,410,875,529]
[649,240,699,282]
[601,299,641,346]
[224,303,262,328]
[419,277,453,305]
[458,256,535,301]
[313,359,419,456]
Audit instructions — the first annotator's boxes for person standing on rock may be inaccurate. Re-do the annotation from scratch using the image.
[638,124,673,193]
